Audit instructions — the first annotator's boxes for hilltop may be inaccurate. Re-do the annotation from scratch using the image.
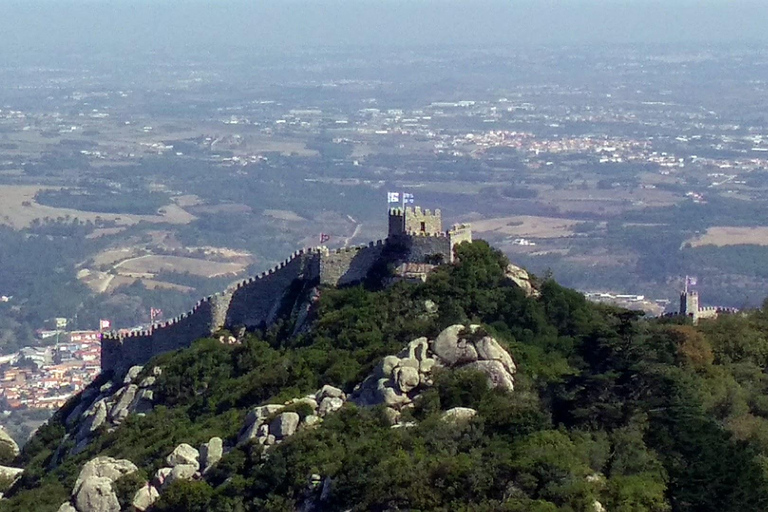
[2,240,768,511]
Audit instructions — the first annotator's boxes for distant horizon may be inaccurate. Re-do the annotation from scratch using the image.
[1,0,767,56]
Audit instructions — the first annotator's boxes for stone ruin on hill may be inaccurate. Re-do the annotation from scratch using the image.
[101,207,473,374]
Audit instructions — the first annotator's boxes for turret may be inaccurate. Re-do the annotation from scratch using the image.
[680,290,699,321]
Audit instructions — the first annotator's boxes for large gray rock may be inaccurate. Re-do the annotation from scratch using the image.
[317,397,344,417]
[167,464,197,486]
[0,465,23,480]
[129,389,154,415]
[419,358,437,374]
[79,400,107,438]
[74,457,138,490]
[462,360,515,392]
[65,400,88,428]
[152,467,172,489]
[474,336,516,374]
[245,404,284,429]
[0,426,19,459]
[239,420,261,444]
[270,412,300,439]
[74,476,120,512]
[441,407,477,423]
[109,384,138,423]
[398,337,429,361]
[378,356,401,378]
[315,385,345,402]
[432,325,464,365]
[288,396,318,411]
[131,483,159,511]
[123,365,143,384]
[394,366,420,393]
[239,404,287,444]
[455,340,479,364]
[138,376,156,388]
[200,437,223,473]
[166,443,199,470]
[380,387,411,407]
[505,264,539,297]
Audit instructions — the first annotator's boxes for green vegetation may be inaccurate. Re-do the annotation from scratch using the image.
[5,241,768,511]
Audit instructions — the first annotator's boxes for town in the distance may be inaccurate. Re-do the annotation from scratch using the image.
[1,41,768,438]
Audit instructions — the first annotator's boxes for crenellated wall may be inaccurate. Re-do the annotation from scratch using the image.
[101,242,390,373]
[319,240,386,286]
[101,208,472,374]
[225,249,321,330]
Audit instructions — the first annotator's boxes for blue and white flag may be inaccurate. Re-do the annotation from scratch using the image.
[686,276,698,287]
[387,192,400,203]
[403,192,415,204]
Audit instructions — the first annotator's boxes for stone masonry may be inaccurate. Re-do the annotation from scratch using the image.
[101,207,471,374]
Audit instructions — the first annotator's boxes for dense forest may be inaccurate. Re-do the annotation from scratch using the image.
[4,241,768,511]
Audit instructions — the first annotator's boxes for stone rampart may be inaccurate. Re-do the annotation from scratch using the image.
[393,233,452,264]
[225,249,321,330]
[101,220,470,374]
[319,241,385,286]
[101,243,388,373]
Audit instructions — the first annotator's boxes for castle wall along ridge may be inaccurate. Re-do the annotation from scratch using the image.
[101,207,472,373]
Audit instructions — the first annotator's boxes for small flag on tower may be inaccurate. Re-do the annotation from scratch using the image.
[320,233,331,243]
[99,319,111,331]
[403,192,415,203]
[387,192,400,203]
[686,276,698,287]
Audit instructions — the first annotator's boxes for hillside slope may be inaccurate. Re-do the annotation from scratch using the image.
[3,241,768,511]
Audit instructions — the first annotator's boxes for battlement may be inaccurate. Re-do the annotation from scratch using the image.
[101,209,470,374]
[389,205,443,237]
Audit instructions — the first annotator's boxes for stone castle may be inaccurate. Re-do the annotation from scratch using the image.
[101,207,472,373]
[678,289,738,324]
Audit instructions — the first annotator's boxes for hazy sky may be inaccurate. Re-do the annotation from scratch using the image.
[0,0,766,55]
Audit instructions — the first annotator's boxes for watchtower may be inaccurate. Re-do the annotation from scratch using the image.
[680,290,700,321]
[388,206,443,237]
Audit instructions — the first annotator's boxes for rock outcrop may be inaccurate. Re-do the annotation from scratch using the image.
[166,443,199,470]
[58,456,138,512]
[199,437,223,474]
[131,483,159,511]
[56,365,160,461]
[350,325,516,420]
[0,464,23,481]
[234,325,515,454]
[237,385,346,447]
[504,263,540,298]
[441,407,477,423]
[74,457,138,490]
[0,426,19,460]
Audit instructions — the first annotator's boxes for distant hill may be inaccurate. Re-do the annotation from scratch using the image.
[2,240,768,512]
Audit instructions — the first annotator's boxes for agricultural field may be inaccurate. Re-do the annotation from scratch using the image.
[0,186,195,229]
[688,227,768,247]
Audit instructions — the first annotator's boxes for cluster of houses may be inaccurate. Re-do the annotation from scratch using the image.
[0,330,102,411]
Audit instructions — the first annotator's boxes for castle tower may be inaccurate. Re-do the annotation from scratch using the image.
[680,290,700,322]
[388,207,405,236]
[388,206,443,237]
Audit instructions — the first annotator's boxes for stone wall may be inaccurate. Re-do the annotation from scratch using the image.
[225,249,321,330]
[101,243,388,373]
[319,241,385,286]
[448,223,472,248]
[403,207,442,235]
[101,219,471,374]
[394,234,452,264]
[101,298,218,372]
